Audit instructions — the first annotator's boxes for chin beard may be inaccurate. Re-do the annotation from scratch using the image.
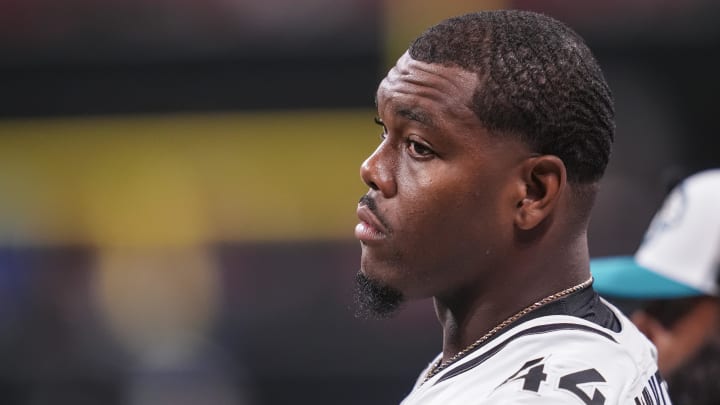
[353,271,404,319]
[666,338,720,405]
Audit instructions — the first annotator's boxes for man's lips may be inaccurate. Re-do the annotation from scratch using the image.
[355,205,388,242]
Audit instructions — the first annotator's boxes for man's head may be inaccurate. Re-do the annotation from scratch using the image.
[408,10,614,185]
[355,10,614,318]
[592,169,720,378]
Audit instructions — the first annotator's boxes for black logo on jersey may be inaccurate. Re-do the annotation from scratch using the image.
[499,358,607,404]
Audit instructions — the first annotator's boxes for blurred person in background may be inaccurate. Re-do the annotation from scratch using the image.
[354,9,669,404]
[592,168,720,405]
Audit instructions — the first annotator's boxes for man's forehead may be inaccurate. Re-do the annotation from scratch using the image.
[384,52,448,85]
[375,52,478,124]
[377,52,477,101]
[392,52,429,75]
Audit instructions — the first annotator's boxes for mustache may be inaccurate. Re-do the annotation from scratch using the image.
[358,194,392,233]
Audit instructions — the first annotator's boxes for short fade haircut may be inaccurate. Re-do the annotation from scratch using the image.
[409,10,614,184]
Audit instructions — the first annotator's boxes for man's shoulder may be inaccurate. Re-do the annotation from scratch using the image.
[414,314,665,404]
[476,324,670,405]
[489,313,657,380]
[440,313,651,381]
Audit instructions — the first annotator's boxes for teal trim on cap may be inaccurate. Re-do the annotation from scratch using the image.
[591,256,703,298]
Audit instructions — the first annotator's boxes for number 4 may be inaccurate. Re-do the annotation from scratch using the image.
[504,359,607,404]
[503,358,548,393]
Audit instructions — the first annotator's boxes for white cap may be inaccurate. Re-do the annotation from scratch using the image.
[592,169,720,298]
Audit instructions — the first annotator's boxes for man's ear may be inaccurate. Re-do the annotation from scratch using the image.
[514,155,566,230]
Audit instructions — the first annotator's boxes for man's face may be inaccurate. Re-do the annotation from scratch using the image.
[354,53,533,312]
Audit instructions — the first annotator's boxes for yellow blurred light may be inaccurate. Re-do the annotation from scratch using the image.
[0,109,377,246]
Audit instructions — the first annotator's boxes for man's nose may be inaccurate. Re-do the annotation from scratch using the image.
[360,142,397,198]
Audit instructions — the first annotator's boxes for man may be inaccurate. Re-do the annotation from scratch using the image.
[592,169,720,405]
[353,10,670,404]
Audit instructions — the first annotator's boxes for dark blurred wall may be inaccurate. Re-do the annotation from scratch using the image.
[0,0,382,117]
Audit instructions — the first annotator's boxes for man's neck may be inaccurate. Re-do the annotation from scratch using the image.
[433,241,591,362]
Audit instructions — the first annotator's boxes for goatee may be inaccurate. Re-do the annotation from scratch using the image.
[353,271,404,319]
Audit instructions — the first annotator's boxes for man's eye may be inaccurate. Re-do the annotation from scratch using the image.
[409,141,433,157]
[374,117,387,131]
[374,117,388,140]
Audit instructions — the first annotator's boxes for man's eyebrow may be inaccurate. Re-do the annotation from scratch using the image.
[397,107,435,127]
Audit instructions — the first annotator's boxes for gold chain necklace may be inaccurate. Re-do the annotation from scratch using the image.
[423,276,593,383]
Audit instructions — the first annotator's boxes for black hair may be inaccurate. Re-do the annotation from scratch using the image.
[607,295,719,333]
[641,296,709,329]
[409,10,614,184]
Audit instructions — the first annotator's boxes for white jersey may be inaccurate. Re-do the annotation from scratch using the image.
[401,299,671,404]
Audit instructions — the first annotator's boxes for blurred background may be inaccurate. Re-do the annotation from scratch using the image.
[0,0,719,404]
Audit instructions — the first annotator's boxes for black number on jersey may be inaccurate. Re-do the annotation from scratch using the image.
[558,369,607,405]
[502,358,547,392]
[501,359,607,404]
